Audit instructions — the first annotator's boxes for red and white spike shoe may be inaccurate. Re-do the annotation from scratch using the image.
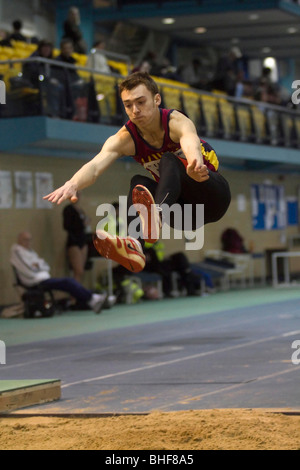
[93,230,145,273]
[132,185,161,244]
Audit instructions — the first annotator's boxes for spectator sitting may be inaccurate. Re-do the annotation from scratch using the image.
[52,38,81,84]
[86,40,111,74]
[241,80,255,100]
[235,72,255,101]
[10,231,107,314]
[132,59,152,74]
[180,58,208,89]
[63,6,87,54]
[22,39,64,117]
[52,38,88,119]
[212,46,242,96]
[22,39,54,88]
[144,241,202,297]
[0,29,12,47]
[9,19,27,43]
[255,81,282,105]
[156,57,180,81]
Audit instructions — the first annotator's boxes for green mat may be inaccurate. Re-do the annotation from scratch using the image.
[0,380,60,393]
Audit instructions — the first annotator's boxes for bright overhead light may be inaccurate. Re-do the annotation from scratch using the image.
[162,18,175,25]
[249,13,259,20]
[194,27,207,34]
[264,57,276,69]
[287,26,297,34]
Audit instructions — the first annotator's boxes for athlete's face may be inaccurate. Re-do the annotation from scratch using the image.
[121,84,161,126]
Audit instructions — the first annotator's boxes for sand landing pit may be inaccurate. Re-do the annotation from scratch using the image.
[0,408,300,450]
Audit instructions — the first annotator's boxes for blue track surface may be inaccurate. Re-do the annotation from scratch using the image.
[1,290,300,414]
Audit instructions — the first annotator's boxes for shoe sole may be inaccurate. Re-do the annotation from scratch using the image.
[132,185,160,244]
[93,231,145,273]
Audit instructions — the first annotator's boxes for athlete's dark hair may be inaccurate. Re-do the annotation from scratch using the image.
[119,72,159,97]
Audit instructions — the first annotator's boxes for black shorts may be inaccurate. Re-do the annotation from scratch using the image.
[128,152,231,231]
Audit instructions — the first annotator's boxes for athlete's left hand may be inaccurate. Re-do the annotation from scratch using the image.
[187,160,210,182]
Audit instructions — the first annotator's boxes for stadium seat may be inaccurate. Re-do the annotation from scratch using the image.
[218,97,236,140]
[0,46,14,60]
[294,116,300,148]
[265,108,282,146]
[199,94,219,137]
[280,113,294,147]
[93,74,118,123]
[235,105,252,142]
[107,59,129,76]
[181,89,201,129]
[251,105,267,144]
[72,52,87,67]
[11,40,37,52]
[159,85,182,110]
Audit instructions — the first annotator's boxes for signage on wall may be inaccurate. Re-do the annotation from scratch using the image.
[251,184,286,230]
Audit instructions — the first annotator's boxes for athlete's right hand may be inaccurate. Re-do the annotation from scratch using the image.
[43,181,78,205]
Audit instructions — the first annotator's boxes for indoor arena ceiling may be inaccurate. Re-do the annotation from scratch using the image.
[128,7,300,59]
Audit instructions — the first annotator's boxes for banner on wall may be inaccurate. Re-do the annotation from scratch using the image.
[251,183,286,230]
[14,171,33,209]
[35,172,53,209]
[0,171,13,209]
[286,197,298,226]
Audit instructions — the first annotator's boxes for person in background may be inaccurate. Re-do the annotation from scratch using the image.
[63,193,91,283]
[86,40,111,74]
[23,39,54,88]
[62,6,87,54]
[52,38,81,84]
[144,242,202,297]
[0,29,12,47]
[11,231,107,314]
[180,58,208,89]
[212,46,243,96]
[9,20,27,43]
[52,38,87,119]
[22,39,65,117]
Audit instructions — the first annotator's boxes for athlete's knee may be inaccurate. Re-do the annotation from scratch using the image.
[160,152,177,164]
[130,174,145,188]
[159,152,182,172]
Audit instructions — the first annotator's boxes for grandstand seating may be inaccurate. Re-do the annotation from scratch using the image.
[281,112,294,148]
[235,105,253,142]
[181,89,201,129]
[159,85,182,110]
[251,105,267,144]
[294,116,300,148]
[93,74,118,124]
[1,40,300,150]
[199,94,219,138]
[218,98,236,140]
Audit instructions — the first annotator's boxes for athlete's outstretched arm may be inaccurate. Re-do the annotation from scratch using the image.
[44,129,132,205]
[169,111,209,183]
